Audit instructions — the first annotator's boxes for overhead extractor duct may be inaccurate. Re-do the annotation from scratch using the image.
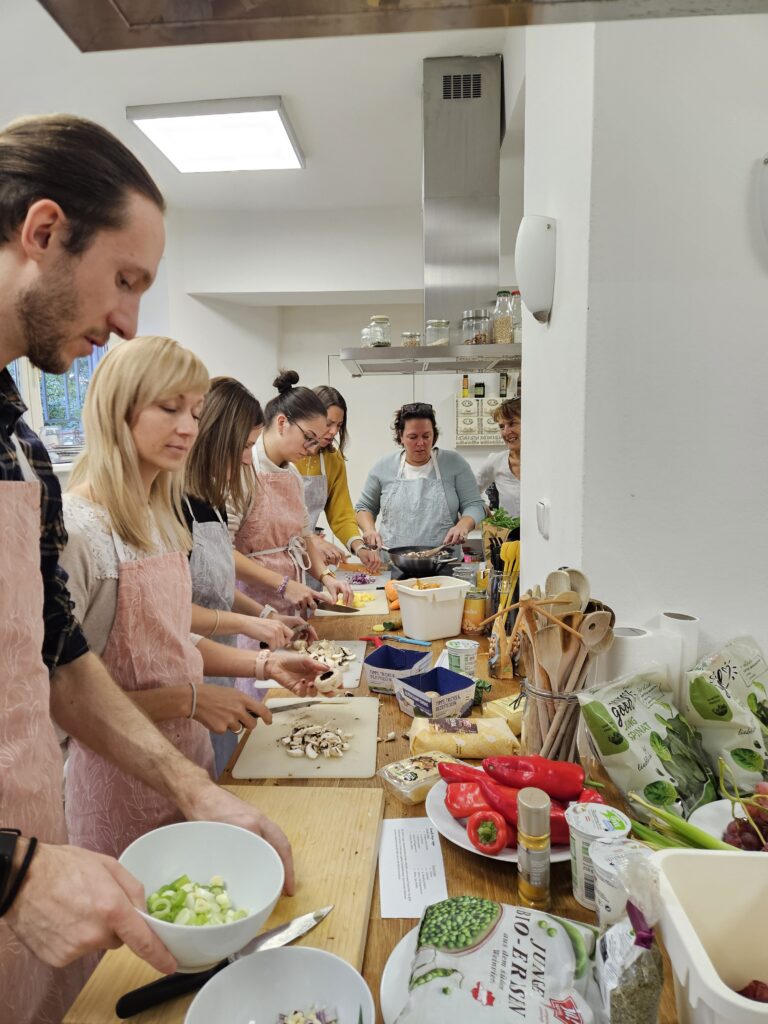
[423,55,505,334]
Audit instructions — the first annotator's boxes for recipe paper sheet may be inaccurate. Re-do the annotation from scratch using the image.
[378,817,447,918]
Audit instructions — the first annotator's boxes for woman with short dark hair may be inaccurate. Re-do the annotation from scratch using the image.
[355,402,484,556]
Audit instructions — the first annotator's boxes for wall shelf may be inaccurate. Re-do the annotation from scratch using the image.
[339,343,522,377]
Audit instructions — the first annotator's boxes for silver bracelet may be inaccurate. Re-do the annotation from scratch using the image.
[187,681,198,719]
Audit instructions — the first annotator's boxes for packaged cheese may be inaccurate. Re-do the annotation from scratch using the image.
[378,751,461,805]
[482,694,524,735]
[409,717,520,758]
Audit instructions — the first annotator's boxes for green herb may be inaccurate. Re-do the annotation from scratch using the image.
[483,509,520,530]
[473,678,493,706]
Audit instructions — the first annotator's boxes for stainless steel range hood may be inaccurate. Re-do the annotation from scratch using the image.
[423,55,505,333]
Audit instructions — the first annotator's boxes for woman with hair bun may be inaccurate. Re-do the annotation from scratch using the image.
[231,371,352,647]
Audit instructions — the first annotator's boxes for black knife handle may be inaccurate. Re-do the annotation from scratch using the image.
[115,960,226,1018]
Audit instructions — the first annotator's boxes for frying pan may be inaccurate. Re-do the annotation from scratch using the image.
[385,544,461,578]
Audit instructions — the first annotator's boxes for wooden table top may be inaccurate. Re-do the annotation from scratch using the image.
[219,619,679,1024]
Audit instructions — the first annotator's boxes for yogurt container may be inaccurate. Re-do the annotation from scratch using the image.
[563,803,632,910]
[445,638,480,676]
[589,837,654,928]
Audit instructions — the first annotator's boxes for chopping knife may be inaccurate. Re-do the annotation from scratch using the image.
[314,598,360,613]
[269,698,349,715]
[115,905,333,1018]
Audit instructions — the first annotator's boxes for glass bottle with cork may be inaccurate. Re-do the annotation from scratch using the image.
[517,787,551,910]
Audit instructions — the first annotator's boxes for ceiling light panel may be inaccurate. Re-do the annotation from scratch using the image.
[127,98,304,173]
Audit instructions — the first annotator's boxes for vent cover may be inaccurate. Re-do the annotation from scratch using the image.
[442,73,482,100]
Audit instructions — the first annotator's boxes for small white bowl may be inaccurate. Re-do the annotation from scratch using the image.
[119,821,284,972]
[185,946,375,1024]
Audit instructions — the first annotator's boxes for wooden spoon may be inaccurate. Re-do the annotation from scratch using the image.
[561,567,590,612]
[545,570,570,597]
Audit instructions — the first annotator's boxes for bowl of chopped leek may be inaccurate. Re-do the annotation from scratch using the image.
[119,821,284,971]
[185,946,374,1024]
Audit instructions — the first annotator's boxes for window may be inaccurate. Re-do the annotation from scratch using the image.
[9,348,108,461]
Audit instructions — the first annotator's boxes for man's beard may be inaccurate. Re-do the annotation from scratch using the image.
[15,262,81,375]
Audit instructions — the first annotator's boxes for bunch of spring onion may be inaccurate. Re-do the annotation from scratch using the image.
[146,874,249,926]
[627,794,732,851]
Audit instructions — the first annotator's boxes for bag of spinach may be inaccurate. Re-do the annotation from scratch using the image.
[395,897,602,1023]
[682,636,768,793]
[578,670,716,819]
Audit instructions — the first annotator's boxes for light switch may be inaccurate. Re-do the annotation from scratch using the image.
[536,499,550,539]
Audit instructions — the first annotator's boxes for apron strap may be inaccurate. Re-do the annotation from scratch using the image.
[110,526,132,564]
[11,432,39,484]
[247,534,311,577]
[183,495,197,523]
[397,448,441,479]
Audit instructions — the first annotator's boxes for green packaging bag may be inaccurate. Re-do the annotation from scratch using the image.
[578,671,716,819]
[683,635,768,793]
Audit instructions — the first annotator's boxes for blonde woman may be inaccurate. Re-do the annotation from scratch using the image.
[60,338,322,857]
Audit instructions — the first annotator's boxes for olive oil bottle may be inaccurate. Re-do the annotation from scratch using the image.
[517,787,551,911]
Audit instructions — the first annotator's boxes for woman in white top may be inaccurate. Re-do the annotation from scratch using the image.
[475,397,521,518]
[60,338,321,859]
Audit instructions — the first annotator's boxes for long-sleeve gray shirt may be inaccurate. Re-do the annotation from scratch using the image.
[355,447,485,534]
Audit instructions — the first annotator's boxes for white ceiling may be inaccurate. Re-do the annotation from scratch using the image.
[2,0,512,214]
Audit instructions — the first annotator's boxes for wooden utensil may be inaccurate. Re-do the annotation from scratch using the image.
[545,570,570,597]
[562,567,590,612]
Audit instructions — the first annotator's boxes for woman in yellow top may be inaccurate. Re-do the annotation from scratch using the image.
[294,386,382,575]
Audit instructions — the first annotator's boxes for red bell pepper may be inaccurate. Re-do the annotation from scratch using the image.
[467,810,508,856]
[479,777,570,845]
[444,782,491,820]
[438,761,484,784]
[578,787,608,805]
[483,755,585,803]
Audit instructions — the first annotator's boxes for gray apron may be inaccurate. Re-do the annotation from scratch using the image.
[379,450,458,558]
[301,451,330,592]
[186,497,238,777]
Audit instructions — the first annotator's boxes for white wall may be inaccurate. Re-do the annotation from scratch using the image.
[519,23,596,580]
[523,14,768,653]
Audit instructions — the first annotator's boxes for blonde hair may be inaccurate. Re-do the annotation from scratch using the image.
[492,398,521,425]
[69,336,209,552]
[185,376,263,516]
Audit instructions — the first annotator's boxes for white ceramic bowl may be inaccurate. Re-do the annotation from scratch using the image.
[119,821,284,972]
[185,946,375,1024]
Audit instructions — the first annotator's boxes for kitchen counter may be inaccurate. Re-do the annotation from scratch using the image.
[64,618,679,1024]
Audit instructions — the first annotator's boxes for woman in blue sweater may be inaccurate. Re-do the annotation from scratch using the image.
[355,402,485,555]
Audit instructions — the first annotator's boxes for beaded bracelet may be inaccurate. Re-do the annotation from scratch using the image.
[187,681,198,719]
[0,836,37,918]
[276,575,290,598]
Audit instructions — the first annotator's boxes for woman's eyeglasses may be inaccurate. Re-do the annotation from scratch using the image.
[289,419,321,451]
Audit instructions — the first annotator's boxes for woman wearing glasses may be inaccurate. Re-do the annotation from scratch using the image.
[231,371,352,623]
[294,385,382,576]
[355,402,485,558]
[475,398,521,517]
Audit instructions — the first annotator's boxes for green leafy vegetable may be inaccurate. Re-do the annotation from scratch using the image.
[483,509,520,530]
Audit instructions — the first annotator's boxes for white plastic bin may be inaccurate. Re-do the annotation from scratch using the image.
[393,576,470,641]
[654,849,768,1024]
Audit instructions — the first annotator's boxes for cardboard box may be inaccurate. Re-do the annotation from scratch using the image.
[394,666,476,719]
[362,644,432,695]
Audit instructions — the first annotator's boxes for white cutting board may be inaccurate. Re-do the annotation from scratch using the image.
[232,696,380,779]
[305,639,367,690]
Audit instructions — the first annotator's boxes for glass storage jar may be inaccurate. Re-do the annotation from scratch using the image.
[369,315,391,347]
[361,326,372,348]
[425,319,450,347]
[401,331,421,348]
[492,290,514,344]
[462,309,492,345]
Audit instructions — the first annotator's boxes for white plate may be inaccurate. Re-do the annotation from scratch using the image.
[688,798,741,839]
[425,780,571,864]
[380,926,418,1024]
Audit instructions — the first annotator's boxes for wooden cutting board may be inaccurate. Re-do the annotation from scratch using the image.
[63,785,384,1024]
[314,589,390,617]
[232,697,380,780]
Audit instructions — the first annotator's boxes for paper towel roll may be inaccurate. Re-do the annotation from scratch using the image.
[659,611,700,674]
[594,625,682,695]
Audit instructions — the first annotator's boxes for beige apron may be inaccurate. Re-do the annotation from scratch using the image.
[65,528,214,860]
[0,437,85,1024]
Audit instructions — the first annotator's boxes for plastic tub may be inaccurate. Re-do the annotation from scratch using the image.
[654,849,768,1024]
[394,576,471,641]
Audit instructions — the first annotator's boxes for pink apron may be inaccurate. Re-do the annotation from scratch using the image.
[65,529,214,860]
[0,466,85,1021]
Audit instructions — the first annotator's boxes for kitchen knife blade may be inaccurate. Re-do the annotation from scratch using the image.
[269,698,349,715]
[115,906,333,1019]
[314,599,360,613]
